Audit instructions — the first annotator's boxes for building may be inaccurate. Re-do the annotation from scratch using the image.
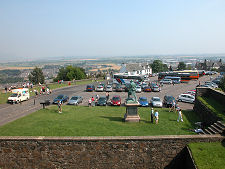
[119,63,152,76]
[195,59,224,71]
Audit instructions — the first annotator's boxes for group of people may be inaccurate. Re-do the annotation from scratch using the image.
[88,92,110,107]
[150,106,183,124]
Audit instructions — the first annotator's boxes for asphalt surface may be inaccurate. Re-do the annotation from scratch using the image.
[0,75,216,126]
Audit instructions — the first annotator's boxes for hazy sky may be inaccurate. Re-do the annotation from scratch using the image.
[1,0,225,60]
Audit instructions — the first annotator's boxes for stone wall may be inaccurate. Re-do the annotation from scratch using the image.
[196,87,225,105]
[193,99,220,125]
[194,87,225,125]
[0,135,224,169]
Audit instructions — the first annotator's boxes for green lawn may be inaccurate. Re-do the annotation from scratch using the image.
[0,106,200,136]
[198,96,225,123]
[0,79,103,104]
[188,142,225,169]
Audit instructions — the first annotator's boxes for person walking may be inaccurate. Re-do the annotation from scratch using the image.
[177,109,183,122]
[58,100,62,113]
[5,86,7,93]
[151,108,154,123]
[154,110,159,124]
[88,98,92,107]
[91,96,95,107]
[169,100,176,112]
[106,92,109,102]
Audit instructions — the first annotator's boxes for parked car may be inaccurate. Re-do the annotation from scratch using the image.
[136,86,142,93]
[141,82,148,89]
[96,85,104,92]
[53,94,69,104]
[177,94,195,103]
[86,84,95,92]
[151,84,160,92]
[184,90,196,96]
[115,84,123,92]
[67,96,83,105]
[105,85,113,92]
[143,86,152,92]
[110,95,121,106]
[150,97,163,108]
[160,79,172,84]
[163,95,176,107]
[138,97,149,107]
[96,96,107,106]
[205,81,218,88]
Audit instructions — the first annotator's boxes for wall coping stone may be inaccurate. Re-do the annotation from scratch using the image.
[0,135,224,141]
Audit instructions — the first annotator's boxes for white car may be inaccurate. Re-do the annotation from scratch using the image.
[160,79,172,84]
[105,85,113,92]
[205,81,218,88]
[150,97,163,108]
[136,86,142,93]
[96,85,104,92]
[177,94,195,103]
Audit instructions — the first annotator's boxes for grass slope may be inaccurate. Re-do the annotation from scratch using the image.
[189,142,225,169]
[0,106,200,136]
[198,96,225,123]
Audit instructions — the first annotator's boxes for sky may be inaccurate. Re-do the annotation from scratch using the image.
[0,0,225,60]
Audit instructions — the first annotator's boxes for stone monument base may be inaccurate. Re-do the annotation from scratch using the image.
[124,103,140,122]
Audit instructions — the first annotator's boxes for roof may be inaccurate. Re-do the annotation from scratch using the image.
[120,63,150,73]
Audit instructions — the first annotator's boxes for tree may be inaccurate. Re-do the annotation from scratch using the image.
[28,67,45,84]
[177,62,186,70]
[54,65,86,82]
[150,60,168,73]
[219,75,225,92]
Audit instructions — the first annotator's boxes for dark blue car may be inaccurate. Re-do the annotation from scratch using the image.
[138,97,149,107]
[53,94,69,104]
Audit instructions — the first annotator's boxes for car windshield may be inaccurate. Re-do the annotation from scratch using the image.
[153,98,160,101]
[10,93,18,97]
[136,86,141,89]
[112,97,120,101]
[107,86,111,88]
[87,85,93,88]
[71,97,78,100]
[140,98,147,102]
[97,86,103,88]
[57,95,64,99]
[99,97,106,101]
[167,96,175,101]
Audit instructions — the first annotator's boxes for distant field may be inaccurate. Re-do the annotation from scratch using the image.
[90,64,121,72]
[0,66,34,70]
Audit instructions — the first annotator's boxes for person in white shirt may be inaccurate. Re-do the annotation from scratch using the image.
[177,109,183,122]
[155,111,159,124]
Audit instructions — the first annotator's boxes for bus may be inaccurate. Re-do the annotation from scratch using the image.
[158,70,199,82]
[113,73,144,84]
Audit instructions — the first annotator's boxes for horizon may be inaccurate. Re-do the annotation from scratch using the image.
[1,0,225,61]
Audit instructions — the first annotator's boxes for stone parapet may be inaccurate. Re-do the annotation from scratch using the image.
[0,135,224,169]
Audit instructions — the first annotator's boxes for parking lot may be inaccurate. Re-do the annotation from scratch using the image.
[65,74,216,110]
[0,74,216,126]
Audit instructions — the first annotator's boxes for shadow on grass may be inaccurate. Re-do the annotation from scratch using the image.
[182,110,201,128]
[100,116,123,122]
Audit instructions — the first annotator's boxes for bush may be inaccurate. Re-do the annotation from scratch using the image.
[219,75,225,92]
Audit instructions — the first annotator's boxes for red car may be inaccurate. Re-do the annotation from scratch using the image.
[110,95,121,106]
[143,86,152,92]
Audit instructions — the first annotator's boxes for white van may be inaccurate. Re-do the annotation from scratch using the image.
[8,88,30,104]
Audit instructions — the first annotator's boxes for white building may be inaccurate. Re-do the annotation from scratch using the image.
[119,63,152,76]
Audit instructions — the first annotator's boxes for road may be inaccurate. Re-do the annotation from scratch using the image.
[0,75,216,126]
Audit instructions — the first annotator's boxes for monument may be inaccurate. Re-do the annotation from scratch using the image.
[124,80,140,122]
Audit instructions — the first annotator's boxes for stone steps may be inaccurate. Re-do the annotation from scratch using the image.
[200,121,225,135]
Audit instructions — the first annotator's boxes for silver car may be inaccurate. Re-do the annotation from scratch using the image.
[177,94,195,103]
[105,85,113,92]
[150,97,163,107]
[67,96,83,105]
[160,79,172,84]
